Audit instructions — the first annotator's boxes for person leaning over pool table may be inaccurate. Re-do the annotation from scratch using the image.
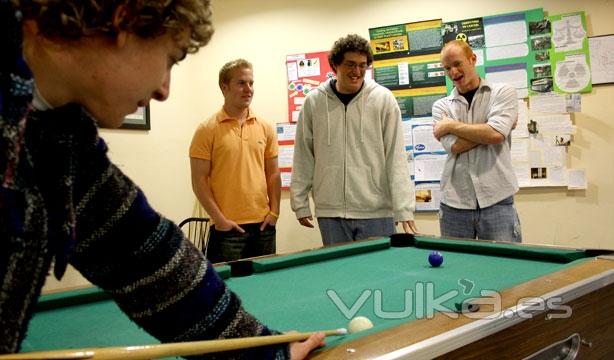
[0,0,323,358]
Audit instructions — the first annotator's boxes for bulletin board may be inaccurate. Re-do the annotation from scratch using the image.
[286,51,334,123]
[366,7,593,211]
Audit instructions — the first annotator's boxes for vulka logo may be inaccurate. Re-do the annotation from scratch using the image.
[326,282,572,320]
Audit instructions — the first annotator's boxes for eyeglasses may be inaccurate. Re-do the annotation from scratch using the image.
[341,61,369,70]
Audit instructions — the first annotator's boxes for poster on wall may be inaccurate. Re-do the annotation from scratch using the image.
[588,34,614,85]
[393,86,447,119]
[443,9,549,98]
[372,55,445,90]
[369,20,444,91]
[369,23,411,60]
[406,20,444,56]
[548,11,592,94]
[369,20,443,60]
[442,17,485,48]
[286,51,334,123]
[483,8,546,98]
[276,123,297,190]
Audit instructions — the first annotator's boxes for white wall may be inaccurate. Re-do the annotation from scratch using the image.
[43,0,614,292]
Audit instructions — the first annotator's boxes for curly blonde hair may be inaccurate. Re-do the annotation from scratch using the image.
[13,0,214,53]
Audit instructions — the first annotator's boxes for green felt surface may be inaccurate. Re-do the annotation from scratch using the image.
[228,239,587,348]
[22,293,159,351]
[21,237,589,354]
[252,238,390,272]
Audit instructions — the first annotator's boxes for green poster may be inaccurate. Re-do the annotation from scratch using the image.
[374,55,445,90]
[393,87,447,118]
[369,24,410,60]
[548,11,592,94]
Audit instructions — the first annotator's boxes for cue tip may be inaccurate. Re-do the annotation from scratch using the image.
[322,328,347,336]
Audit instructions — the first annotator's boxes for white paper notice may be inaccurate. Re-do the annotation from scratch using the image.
[511,138,529,162]
[543,146,565,166]
[568,169,587,189]
[530,136,546,150]
[514,164,530,187]
[565,93,581,112]
[402,120,413,148]
[474,48,485,66]
[406,151,415,178]
[287,62,298,81]
[297,58,321,78]
[534,114,574,134]
[552,15,585,52]
[549,166,568,186]
[486,43,529,61]
[555,55,590,93]
[281,171,292,188]
[276,123,297,142]
[529,150,543,167]
[530,93,567,113]
[485,68,528,90]
[485,19,527,47]
[398,62,410,86]
[412,124,445,153]
[589,35,614,84]
[278,145,294,168]
[414,153,446,182]
[512,100,529,138]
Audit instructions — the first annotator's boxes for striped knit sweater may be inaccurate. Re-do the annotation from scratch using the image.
[0,1,288,358]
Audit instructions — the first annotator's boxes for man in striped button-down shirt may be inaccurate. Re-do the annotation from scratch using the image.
[431,40,522,243]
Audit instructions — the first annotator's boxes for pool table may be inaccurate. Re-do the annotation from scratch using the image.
[20,235,614,359]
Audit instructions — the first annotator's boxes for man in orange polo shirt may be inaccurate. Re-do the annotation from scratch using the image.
[190,59,281,263]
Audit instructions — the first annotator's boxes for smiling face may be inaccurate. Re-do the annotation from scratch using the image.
[441,42,480,94]
[334,51,368,94]
[221,66,254,112]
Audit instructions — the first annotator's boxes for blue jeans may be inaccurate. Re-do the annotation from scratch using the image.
[317,217,395,246]
[439,196,522,242]
[207,223,276,263]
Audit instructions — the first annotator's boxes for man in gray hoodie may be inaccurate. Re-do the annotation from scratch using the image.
[290,34,417,245]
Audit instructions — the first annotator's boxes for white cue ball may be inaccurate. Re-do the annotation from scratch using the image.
[348,316,374,334]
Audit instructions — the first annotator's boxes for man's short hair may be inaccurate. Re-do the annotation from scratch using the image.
[218,59,253,88]
[442,40,474,59]
[328,34,374,69]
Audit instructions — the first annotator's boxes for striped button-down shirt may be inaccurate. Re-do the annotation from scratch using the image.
[432,79,519,209]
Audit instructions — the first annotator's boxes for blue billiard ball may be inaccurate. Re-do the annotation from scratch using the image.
[428,251,444,267]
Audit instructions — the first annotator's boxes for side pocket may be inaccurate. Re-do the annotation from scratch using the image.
[346,166,386,208]
[313,166,344,207]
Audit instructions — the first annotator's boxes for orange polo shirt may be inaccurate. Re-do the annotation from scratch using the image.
[189,108,278,225]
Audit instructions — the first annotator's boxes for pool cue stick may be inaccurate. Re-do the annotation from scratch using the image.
[0,328,347,360]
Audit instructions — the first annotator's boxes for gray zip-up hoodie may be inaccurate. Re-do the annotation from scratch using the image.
[290,79,415,221]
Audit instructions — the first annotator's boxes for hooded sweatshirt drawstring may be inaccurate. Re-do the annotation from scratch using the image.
[325,95,331,145]
[360,92,365,143]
